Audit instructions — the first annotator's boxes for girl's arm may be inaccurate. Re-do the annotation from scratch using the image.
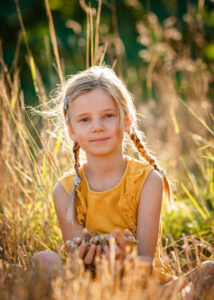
[136,170,163,265]
[53,182,100,264]
[104,171,162,264]
[53,182,84,248]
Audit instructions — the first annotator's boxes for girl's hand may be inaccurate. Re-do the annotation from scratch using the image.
[103,228,133,260]
[66,236,82,253]
[78,241,102,265]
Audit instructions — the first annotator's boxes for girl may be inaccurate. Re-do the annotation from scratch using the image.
[33,66,214,298]
[53,65,170,269]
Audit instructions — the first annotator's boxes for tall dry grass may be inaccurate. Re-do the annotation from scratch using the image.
[0,0,213,299]
[133,11,214,242]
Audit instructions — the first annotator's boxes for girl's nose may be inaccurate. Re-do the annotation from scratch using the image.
[91,118,104,132]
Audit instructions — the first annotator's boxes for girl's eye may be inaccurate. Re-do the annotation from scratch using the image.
[80,117,89,122]
[104,114,114,119]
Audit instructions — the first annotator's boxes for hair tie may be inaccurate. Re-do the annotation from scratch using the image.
[159,168,166,177]
[64,96,69,111]
[74,176,81,186]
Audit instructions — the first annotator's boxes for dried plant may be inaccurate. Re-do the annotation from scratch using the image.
[0,1,213,300]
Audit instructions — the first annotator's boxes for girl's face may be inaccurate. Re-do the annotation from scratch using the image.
[69,87,130,157]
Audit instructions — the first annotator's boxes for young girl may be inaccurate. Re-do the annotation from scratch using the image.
[33,66,214,298]
[53,65,171,269]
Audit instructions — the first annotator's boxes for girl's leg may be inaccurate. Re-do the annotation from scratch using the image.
[162,261,214,300]
[32,251,63,278]
[181,261,214,300]
[27,251,63,299]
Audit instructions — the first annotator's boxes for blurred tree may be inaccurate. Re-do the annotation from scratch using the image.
[0,0,213,105]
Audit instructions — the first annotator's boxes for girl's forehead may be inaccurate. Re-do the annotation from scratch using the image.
[70,87,118,112]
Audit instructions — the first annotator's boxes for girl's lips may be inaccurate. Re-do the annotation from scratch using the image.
[90,137,109,142]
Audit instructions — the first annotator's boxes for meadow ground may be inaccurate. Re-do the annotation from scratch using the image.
[0,1,213,299]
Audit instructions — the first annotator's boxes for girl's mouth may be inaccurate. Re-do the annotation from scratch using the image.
[90,137,110,142]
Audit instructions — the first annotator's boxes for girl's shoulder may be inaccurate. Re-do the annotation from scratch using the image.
[126,156,153,177]
[57,157,153,195]
[58,170,76,195]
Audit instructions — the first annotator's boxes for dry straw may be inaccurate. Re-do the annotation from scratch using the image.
[0,1,213,299]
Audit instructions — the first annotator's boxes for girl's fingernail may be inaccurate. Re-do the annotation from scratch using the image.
[74,237,81,244]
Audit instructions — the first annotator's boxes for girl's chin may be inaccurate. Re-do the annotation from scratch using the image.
[85,148,118,157]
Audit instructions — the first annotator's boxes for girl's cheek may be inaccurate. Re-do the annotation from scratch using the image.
[73,123,89,132]
[106,118,119,128]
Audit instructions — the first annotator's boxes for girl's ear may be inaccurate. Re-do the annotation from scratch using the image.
[124,117,131,133]
[68,127,77,142]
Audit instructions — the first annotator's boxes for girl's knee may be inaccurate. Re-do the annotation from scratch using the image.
[200,260,214,271]
[32,251,63,275]
[198,261,214,286]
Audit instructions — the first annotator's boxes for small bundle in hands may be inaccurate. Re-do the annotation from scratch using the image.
[66,228,137,250]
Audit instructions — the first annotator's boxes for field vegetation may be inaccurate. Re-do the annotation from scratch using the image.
[0,0,213,299]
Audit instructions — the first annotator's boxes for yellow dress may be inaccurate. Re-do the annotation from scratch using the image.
[59,156,175,282]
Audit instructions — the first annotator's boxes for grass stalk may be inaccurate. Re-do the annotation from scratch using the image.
[179,98,214,136]
[89,4,94,66]
[86,11,90,68]
[44,0,64,84]
[14,0,39,94]
[94,0,102,65]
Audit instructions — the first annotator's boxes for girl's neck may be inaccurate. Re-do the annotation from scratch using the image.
[84,151,127,192]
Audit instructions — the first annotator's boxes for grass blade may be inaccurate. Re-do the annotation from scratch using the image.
[179,98,214,136]
[44,0,64,84]
[180,182,208,219]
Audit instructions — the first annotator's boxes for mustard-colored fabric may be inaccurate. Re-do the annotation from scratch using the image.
[59,156,175,282]
[59,156,153,236]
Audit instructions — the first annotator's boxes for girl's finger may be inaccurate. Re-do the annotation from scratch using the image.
[78,241,87,258]
[96,245,102,258]
[103,245,110,259]
[115,229,126,255]
[84,244,96,265]
[124,228,132,236]
[115,245,121,259]
[73,237,82,245]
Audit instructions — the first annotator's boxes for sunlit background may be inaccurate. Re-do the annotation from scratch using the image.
[0,1,213,298]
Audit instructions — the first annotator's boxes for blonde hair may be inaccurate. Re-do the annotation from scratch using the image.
[59,66,173,223]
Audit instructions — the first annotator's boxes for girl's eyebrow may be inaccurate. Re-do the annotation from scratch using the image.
[76,108,117,118]
[76,113,89,117]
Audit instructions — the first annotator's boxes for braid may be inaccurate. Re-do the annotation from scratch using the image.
[129,131,159,171]
[129,130,173,206]
[73,142,81,178]
[66,142,81,223]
